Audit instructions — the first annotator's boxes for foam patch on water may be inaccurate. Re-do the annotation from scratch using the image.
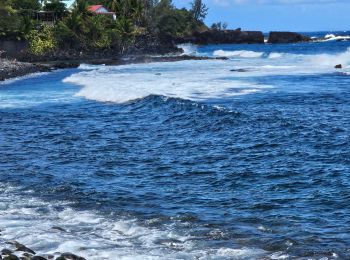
[63,60,270,103]
[78,63,106,70]
[268,53,283,59]
[0,183,269,260]
[213,50,264,58]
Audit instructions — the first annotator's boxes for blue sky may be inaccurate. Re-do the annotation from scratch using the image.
[174,0,350,32]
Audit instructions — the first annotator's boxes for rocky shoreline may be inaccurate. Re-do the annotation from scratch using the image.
[0,241,85,260]
[0,59,51,81]
[0,29,315,82]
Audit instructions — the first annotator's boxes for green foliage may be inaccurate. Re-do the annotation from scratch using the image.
[54,20,79,48]
[211,22,228,31]
[0,0,210,53]
[0,4,22,39]
[27,25,57,55]
[190,0,208,22]
[11,0,41,10]
[43,0,67,15]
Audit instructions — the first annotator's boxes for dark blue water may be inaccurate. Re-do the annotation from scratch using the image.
[1,39,350,259]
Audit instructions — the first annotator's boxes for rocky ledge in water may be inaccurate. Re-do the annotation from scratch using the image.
[176,28,264,44]
[0,241,85,260]
[0,59,51,81]
[268,31,311,43]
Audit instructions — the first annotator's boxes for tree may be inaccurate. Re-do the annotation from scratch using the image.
[211,22,228,31]
[0,2,22,39]
[43,0,67,16]
[190,0,207,21]
[11,0,41,10]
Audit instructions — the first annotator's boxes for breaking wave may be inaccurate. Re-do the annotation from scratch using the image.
[63,48,350,104]
[0,184,268,260]
[318,34,350,42]
[177,43,199,56]
[213,50,264,58]
[307,47,350,67]
[63,60,270,103]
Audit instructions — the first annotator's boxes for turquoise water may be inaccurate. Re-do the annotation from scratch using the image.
[1,37,350,259]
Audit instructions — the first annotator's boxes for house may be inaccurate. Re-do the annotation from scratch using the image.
[87,5,116,20]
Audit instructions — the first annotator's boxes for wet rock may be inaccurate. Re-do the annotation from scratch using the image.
[37,254,54,259]
[51,226,67,232]
[59,253,85,260]
[19,256,31,260]
[0,59,50,81]
[268,31,311,43]
[230,68,250,72]
[13,243,35,255]
[31,256,48,260]
[2,254,19,260]
[17,252,34,260]
[335,64,342,69]
[1,249,13,255]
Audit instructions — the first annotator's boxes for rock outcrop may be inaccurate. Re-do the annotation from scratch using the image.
[268,32,311,43]
[176,29,264,44]
[0,242,86,260]
[0,59,50,81]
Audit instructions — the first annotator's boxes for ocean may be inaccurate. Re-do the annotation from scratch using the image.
[1,32,350,259]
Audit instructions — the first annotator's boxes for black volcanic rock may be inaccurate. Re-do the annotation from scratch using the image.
[268,32,311,43]
[177,29,264,44]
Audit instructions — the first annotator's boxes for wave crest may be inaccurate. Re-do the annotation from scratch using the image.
[213,50,264,58]
[63,61,268,103]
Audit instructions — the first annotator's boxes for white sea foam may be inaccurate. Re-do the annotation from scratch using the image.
[0,183,268,260]
[316,34,350,42]
[268,53,283,59]
[325,34,336,39]
[213,50,264,58]
[177,43,198,56]
[63,60,270,103]
[62,47,350,104]
[307,47,350,67]
[78,63,106,70]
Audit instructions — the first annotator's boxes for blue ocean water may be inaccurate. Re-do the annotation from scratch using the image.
[1,36,350,259]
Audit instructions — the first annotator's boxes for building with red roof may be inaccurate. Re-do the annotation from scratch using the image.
[87,5,116,20]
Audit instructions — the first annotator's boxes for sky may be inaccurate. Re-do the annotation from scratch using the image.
[65,0,350,32]
[174,0,350,32]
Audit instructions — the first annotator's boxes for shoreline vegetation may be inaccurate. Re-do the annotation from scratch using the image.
[0,0,316,81]
[1,0,210,60]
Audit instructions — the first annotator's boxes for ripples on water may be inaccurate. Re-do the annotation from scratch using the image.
[1,40,350,259]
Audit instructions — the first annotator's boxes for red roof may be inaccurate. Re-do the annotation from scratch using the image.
[88,5,102,12]
[88,5,108,12]
[87,5,115,16]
